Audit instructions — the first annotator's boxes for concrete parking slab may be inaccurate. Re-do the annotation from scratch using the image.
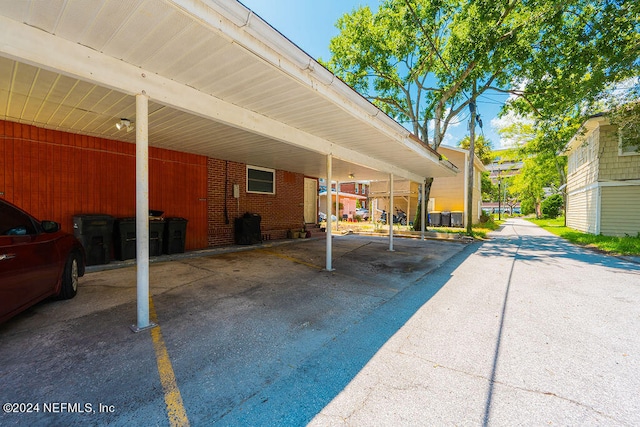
[0,234,470,426]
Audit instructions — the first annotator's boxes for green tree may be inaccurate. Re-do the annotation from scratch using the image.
[504,1,640,158]
[481,171,494,202]
[541,194,564,219]
[457,135,494,165]
[495,114,568,218]
[325,0,640,228]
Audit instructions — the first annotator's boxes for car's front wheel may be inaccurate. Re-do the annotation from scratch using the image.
[58,252,79,300]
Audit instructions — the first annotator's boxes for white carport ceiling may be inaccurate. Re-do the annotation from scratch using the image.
[0,0,458,182]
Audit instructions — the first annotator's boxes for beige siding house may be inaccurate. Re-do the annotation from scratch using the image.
[563,115,640,236]
[369,146,485,227]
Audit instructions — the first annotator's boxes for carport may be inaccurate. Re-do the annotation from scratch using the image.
[0,0,457,330]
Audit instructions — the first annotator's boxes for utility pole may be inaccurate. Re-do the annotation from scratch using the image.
[498,177,502,221]
[466,83,477,235]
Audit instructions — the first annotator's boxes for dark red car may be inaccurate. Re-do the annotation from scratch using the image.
[0,199,85,324]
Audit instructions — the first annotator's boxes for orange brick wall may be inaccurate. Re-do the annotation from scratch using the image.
[0,120,208,251]
[1,120,309,252]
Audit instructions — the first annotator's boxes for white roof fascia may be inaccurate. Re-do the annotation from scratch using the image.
[0,14,425,182]
[439,145,487,171]
[169,0,445,168]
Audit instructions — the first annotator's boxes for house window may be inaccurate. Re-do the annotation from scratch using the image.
[247,166,275,194]
[354,185,359,194]
[619,121,640,155]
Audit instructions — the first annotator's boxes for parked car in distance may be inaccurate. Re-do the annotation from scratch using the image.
[0,199,85,324]
[355,208,369,220]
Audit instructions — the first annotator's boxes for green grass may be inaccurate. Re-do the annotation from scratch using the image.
[527,217,640,256]
[427,218,500,240]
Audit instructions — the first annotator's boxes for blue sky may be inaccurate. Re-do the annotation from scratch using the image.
[239,0,511,149]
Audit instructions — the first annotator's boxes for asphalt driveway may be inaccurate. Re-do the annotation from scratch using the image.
[311,219,640,426]
[0,234,469,426]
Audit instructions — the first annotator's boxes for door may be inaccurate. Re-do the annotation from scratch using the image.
[303,178,318,224]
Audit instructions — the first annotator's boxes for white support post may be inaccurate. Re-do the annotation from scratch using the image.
[131,93,155,333]
[335,181,340,231]
[325,155,334,271]
[389,173,394,251]
[421,178,426,240]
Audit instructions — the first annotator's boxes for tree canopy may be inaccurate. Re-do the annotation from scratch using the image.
[457,135,494,165]
[324,0,640,154]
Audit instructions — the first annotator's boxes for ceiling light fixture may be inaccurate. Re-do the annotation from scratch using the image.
[115,118,134,132]
[348,173,355,179]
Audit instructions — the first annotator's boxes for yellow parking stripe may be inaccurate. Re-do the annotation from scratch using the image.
[149,297,190,427]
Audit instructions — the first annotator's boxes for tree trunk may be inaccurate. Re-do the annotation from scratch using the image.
[413,177,434,230]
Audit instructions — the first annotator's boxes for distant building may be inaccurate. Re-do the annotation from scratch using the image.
[369,145,485,227]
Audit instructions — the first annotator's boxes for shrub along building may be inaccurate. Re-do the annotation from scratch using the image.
[0,0,457,329]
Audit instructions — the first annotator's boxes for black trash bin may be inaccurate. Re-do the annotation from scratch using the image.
[441,211,452,227]
[163,217,188,254]
[73,214,114,265]
[451,211,464,227]
[114,217,166,260]
[149,218,165,256]
[428,211,441,227]
[234,213,262,245]
[114,218,136,261]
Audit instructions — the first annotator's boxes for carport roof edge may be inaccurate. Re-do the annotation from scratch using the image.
[0,0,458,182]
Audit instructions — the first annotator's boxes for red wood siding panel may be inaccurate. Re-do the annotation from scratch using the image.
[0,120,208,252]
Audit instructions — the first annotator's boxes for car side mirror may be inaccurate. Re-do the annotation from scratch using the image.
[41,221,60,233]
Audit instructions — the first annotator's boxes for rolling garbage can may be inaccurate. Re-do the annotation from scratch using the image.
[149,218,165,256]
[163,217,188,254]
[73,214,114,265]
[114,218,136,260]
[441,211,451,227]
[428,211,441,227]
[114,217,166,260]
[235,213,262,245]
[451,211,464,227]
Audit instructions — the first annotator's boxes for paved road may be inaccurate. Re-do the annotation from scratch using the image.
[311,218,640,426]
[1,219,638,426]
